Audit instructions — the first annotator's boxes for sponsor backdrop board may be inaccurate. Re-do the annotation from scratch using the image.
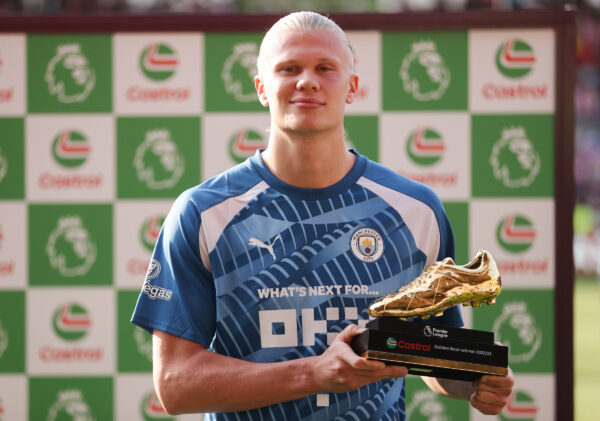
[0,11,574,421]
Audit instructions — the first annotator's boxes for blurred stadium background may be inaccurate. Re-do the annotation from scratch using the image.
[1,0,599,420]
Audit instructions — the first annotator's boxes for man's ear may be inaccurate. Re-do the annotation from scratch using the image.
[345,74,359,104]
[254,75,269,107]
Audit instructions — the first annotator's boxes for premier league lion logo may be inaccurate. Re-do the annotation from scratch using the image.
[400,41,450,102]
[221,43,260,103]
[134,129,185,190]
[45,44,96,104]
[490,127,540,189]
[46,390,95,421]
[46,216,97,277]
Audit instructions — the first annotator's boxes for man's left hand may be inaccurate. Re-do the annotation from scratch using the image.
[470,368,515,415]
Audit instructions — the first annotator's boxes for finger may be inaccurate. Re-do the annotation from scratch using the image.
[476,382,513,397]
[471,395,504,416]
[480,374,515,389]
[342,351,406,376]
[383,365,408,378]
[472,389,510,408]
[335,324,365,344]
[345,355,386,371]
[347,364,409,381]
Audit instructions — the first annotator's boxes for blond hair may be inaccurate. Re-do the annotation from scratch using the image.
[257,11,355,75]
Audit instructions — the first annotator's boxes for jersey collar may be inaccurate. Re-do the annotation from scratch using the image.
[249,149,366,200]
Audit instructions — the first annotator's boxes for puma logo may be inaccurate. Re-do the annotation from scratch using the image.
[248,235,281,260]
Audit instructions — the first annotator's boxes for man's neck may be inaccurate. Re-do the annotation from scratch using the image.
[261,128,356,189]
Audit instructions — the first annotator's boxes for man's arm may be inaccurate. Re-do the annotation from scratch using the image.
[421,368,514,415]
[153,324,408,415]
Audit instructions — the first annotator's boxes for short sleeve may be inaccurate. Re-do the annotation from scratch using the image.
[130,189,216,347]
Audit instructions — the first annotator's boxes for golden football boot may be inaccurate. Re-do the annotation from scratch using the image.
[368,250,501,320]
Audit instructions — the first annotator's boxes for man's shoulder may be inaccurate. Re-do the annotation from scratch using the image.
[174,159,265,215]
[361,158,444,210]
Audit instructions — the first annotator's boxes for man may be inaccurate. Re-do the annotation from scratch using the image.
[131,11,514,420]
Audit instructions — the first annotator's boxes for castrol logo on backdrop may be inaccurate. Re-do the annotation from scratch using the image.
[406,127,445,166]
[28,289,113,374]
[139,43,178,82]
[113,34,201,114]
[51,130,90,168]
[125,42,190,103]
[496,214,535,253]
[38,302,103,364]
[494,213,549,277]
[495,39,536,79]
[396,125,460,193]
[380,113,469,200]
[229,129,268,163]
[27,116,114,202]
[37,129,103,191]
[52,303,91,342]
[469,29,555,112]
[481,38,547,101]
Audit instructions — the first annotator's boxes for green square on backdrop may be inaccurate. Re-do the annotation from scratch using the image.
[117,117,201,198]
[405,376,470,420]
[27,34,112,113]
[29,377,113,421]
[382,31,468,111]
[204,33,265,112]
[344,115,379,162]
[0,118,24,199]
[472,289,554,373]
[443,201,469,265]
[28,204,113,286]
[0,291,25,373]
[118,290,153,372]
[471,114,554,198]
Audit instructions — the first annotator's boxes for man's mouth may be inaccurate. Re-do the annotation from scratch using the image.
[290,98,324,107]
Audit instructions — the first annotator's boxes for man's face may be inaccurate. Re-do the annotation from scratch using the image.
[255,30,358,136]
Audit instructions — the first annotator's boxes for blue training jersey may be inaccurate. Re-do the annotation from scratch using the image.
[131,149,463,421]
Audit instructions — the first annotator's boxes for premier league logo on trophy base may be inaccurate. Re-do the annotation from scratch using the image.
[351,250,509,381]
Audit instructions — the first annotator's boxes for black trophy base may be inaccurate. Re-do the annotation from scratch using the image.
[351,318,508,382]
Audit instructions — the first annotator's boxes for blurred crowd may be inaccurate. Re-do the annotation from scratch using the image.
[1,0,599,277]
[575,11,600,278]
[0,0,596,14]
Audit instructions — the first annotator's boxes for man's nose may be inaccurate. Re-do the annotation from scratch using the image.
[296,71,320,91]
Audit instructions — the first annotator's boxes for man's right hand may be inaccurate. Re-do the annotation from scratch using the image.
[308,324,408,394]
[153,324,407,415]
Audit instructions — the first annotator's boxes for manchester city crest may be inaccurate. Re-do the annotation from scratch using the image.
[351,228,384,262]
